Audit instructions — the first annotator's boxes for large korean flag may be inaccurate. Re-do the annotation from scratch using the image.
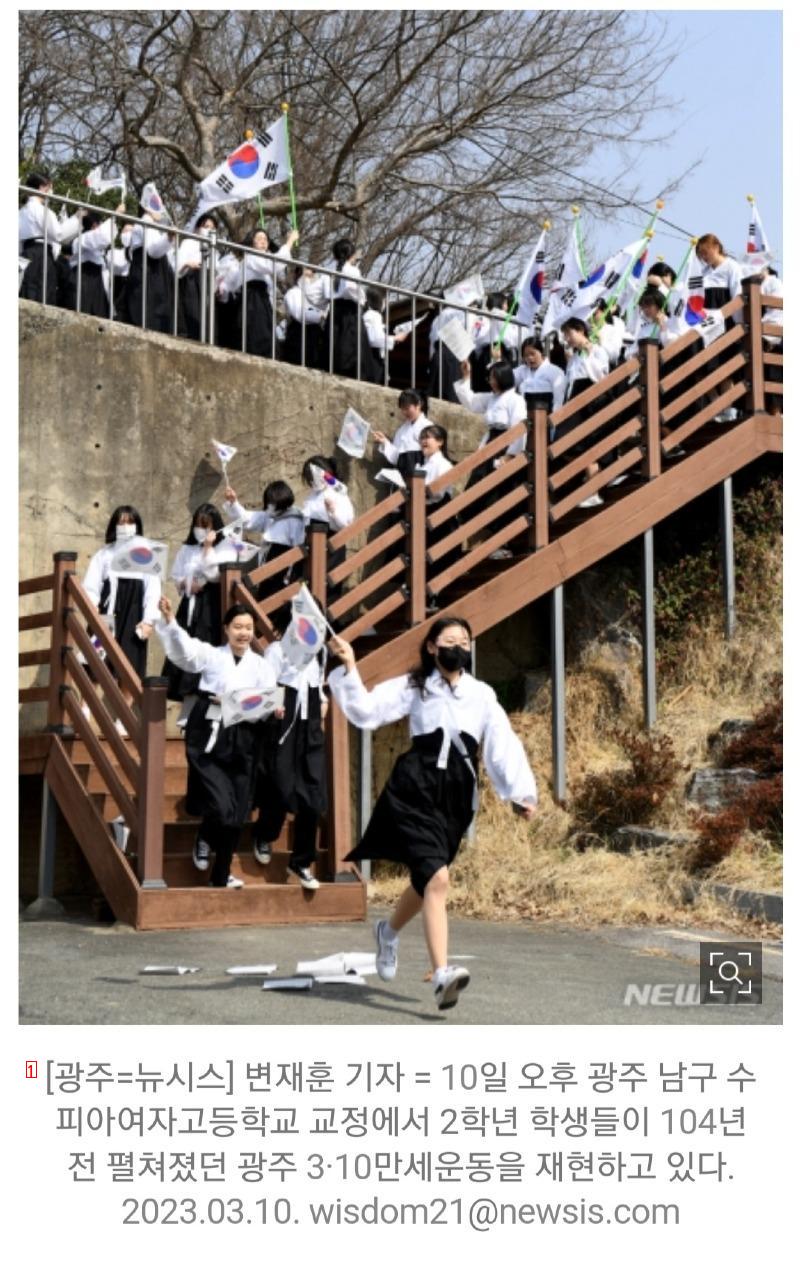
[194,118,290,219]
[281,584,328,670]
[110,536,168,579]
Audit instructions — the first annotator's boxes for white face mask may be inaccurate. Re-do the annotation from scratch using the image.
[193,526,209,544]
[115,523,136,541]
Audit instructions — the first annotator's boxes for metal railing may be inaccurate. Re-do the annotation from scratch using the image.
[19,185,529,397]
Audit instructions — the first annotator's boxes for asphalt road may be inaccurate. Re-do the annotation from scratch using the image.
[19,911,782,1026]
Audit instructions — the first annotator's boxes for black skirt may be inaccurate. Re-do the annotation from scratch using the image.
[428,342,463,404]
[464,426,508,520]
[331,298,381,382]
[256,685,327,816]
[161,583,222,702]
[346,728,478,895]
[122,248,176,333]
[184,696,261,827]
[20,240,58,305]
[427,492,462,579]
[179,268,205,340]
[239,279,274,357]
[100,577,147,680]
[283,318,324,369]
[63,261,109,318]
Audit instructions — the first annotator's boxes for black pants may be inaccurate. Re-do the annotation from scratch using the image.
[201,821,240,887]
[255,799,318,869]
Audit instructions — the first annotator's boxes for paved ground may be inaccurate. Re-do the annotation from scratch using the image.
[19,910,782,1026]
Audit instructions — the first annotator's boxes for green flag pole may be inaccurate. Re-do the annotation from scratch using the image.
[589,201,666,344]
[646,236,697,338]
[281,102,299,239]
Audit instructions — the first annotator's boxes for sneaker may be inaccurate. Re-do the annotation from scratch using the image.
[114,718,128,738]
[226,875,244,889]
[713,407,737,424]
[288,864,320,891]
[578,493,604,509]
[374,919,399,981]
[110,815,130,853]
[489,548,513,560]
[253,838,273,865]
[193,837,211,871]
[433,965,471,1011]
[608,473,629,487]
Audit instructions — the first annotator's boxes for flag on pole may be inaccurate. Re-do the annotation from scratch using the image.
[85,166,127,197]
[543,233,647,334]
[309,463,348,497]
[541,216,586,337]
[514,226,549,329]
[211,437,237,473]
[443,273,485,307]
[336,407,372,459]
[743,197,773,272]
[668,250,725,347]
[110,535,168,579]
[281,584,330,670]
[193,117,290,220]
[140,182,168,219]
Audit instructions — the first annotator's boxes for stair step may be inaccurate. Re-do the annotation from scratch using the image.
[69,737,188,767]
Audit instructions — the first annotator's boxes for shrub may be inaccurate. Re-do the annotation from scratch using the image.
[570,728,681,837]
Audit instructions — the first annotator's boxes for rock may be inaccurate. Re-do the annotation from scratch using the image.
[608,826,693,853]
[685,767,761,811]
[707,718,753,762]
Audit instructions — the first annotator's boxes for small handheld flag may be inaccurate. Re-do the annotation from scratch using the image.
[281,584,333,669]
[336,407,371,459]
[85,166,127,197]
[211,437,238,473]
[110,535,168,579]
[222,685,285,728]
[309,463,348,496]
[140,182,169,221]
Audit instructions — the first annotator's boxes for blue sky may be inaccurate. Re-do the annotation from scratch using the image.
[577,9,782,275]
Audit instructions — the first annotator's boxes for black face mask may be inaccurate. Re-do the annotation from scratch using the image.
[435,645,471,673]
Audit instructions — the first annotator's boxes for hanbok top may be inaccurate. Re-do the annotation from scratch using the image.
[241,241,293,300]
[328,665,538,806]
[513,359,566,410]
[83,544,161,626]
[378,412,431,467]
[421,450,454,503]
[301,486,355,531]
[156,619,277,700]
[563,344,610,400]
[700,255,743,314]
[264,641,323,720]
[224,499,306,547]
[18,197,82,252]
[453,379,528,454]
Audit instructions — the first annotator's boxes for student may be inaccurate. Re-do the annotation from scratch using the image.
[759,265,783,417]
[454,358,528,557]
[327,238,381,382]
[327,617,537,1011]
[363,287,409,380]
[419,423,461,582]
[590,301,626,367]
[63,203,127,317]
[162,504,240,718]
[251,611,328,887]
[472,291,517,389]
[560,317,611,507]
[428,300,477,403]
[19,172,83,304]
[120,201,177,332]
[83,506,161,736]
[301,455,355,611]
[512,337,566,410]
[371,388,431,479]
[223,479,306,605]
[238,226,298,357]
[695,233,744,421]
[282,265,328,368]
[156,596,278,888]
[174,213,218,341]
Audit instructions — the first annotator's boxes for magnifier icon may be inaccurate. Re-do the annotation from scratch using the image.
[717,960,744,987]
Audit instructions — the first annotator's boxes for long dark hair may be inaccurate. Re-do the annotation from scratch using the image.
[408,616,472,693]
[302,454,338,487]
[419,424,449,460]
[184,502,224,546]
[332,237,356,271]
[104,504,143,542]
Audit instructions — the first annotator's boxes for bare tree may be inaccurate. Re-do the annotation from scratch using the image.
[19,8,687,289]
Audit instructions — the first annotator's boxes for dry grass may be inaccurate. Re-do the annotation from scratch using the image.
[369,599,782,937]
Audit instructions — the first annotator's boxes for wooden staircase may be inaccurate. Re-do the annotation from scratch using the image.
[19,278,782,930]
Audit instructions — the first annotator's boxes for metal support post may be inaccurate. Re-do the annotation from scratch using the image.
[720,477,736,639]
[641,528,657,729]
[551,585,566,804]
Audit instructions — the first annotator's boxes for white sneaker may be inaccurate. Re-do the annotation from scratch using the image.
[289,864,320,890]
[578,493,604,509]
[375,919,399,981]
[114,718,128,738]
[193,837,211,871]
[226,875,244,889]
[110,815,130,853]
[253,838,273,865]
[714,407,737,423]
[433,965,471,1011]
[608,473,629,487]
[489,548,513,560]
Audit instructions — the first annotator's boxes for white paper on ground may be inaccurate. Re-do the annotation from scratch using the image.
[374,469,406,489]
[314,974,367,986]
[438,317,475,362]
[296,952,378,977]
[262,977,314,991]
[140,966,200,975]
[226,965,278,976]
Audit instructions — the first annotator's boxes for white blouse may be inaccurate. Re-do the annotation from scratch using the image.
[83,544,161,625]
[241,241,292,297]
[69,218,116,269]
[264,641,322,720]
[224,500,306,547]
[328,666,538,806]
[563,344,610,400]
[379,412,431,466]
[19,198,82,250]
[284,285,326,326]
[453,380,528,454]
[171,540,242,591]
[302,487,355,531]
[363,308,395,356]
[123,215,173,260]
[422,450,453,503]
[156,620,277,698]
[513,360,566,410]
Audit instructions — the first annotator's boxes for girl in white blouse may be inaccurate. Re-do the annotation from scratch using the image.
[156,597,278,888]
[372,388,431,479]
[238,225,297,357]
[512,337,567,410]
[455,359,529,555]
[328,617,537,1011]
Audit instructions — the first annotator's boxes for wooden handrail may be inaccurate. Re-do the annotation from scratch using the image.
[19,649,51,667]
[549,417,641,491]
[328,521,405,585]
[427,422,527,496]
[427,482,529,561]
[328,555,405,620]
[66,576,143,702]
[329,491,404,550]
[338,589,406,641]
[61,688,138,829]
[247,545,305,586]
[19,574,53,597]
[19,611,52,632]
[549,355,641,429]
[660,322,745,394]
[428,452,528,529]
[662,382,747,452]
[549,386,641,460]
[63,647,141,786]
[661,353,747,425]
[550,447,643,521]
[64,613,141,743]
[137,677,167,888]
[427,515,531,595]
